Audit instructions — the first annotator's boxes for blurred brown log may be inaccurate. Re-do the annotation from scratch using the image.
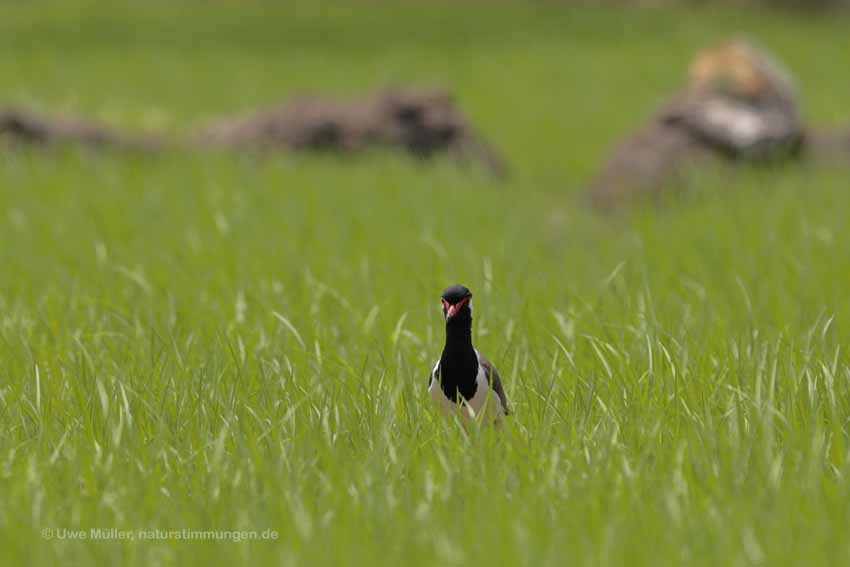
[196,87,508,178]
[0,107,161,152]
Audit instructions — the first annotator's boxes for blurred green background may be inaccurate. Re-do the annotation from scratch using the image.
[1,2,850,566]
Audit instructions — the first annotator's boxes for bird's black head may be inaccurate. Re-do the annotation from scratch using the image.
[440,284,473,322]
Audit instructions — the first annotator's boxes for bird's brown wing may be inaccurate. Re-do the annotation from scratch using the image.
[478,355,509,415]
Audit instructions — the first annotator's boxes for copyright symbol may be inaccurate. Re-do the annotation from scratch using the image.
[42,528,53,540]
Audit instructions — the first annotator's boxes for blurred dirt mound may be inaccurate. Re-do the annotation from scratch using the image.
[0,107,161,152]
[588,39,804,210]
[196,87,508,177]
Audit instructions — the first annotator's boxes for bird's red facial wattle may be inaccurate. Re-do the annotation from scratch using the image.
[442,296,470,320]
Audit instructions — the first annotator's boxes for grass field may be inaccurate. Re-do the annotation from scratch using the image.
[3,1,850,565]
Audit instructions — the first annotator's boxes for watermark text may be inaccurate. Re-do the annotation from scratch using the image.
[41,527,279,543]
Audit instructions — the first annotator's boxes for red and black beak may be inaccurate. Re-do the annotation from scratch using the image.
[442,296,470,320]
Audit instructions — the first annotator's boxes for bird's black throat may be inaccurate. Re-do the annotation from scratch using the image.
[438,309,479,403]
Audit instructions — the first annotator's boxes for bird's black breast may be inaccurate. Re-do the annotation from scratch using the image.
[435,350,479,402]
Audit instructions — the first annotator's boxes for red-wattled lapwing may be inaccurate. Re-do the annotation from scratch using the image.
[428,285,509,420]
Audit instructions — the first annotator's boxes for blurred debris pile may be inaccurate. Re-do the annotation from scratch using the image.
[807,126,850,164]
[196,87,508,177]
[588,39,806,210]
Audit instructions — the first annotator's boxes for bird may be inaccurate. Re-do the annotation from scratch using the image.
[428,284,509,421]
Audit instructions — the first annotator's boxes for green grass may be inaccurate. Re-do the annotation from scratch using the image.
[2,1,850,565]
